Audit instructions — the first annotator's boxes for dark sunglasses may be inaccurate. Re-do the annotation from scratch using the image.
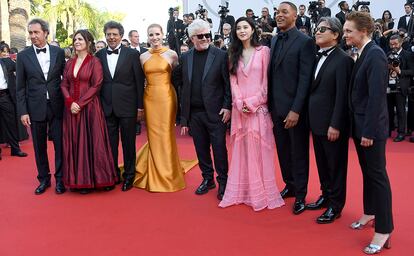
[194,33,211,39]
[315,26,333,33]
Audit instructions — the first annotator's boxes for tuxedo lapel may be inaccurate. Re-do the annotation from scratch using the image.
[275,32,299,68]
[202,48,216,82]
[349,41,374,87]
[47,46,57,82]
[100,51,111,80]
[113,46,127,80]
[27,47,46,81]
[0,59,8,84]
[187,49,194,84]
[312,48,338,91]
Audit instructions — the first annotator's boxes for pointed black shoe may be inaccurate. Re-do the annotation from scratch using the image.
[280,186,295,199]
[316,207,341,224]
[55,181,66,194]
[121,179,134,191]
[35,181,51,195]
[306,195,328,210]
[195,179,216,195]
[293,199,306,215]
[11,150,28,157]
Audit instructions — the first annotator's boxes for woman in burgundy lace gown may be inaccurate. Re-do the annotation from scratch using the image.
[61,30,117,194]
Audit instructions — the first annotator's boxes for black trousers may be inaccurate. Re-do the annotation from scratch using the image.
[408,97,414,132]
[0,93,20,151]
[189,111,228,185]
[312,134,348,212]
[30,102,63,183]
[353,138,394,234]
[272,113,310,200]
[106,114,136,181]
[387,92,407,134]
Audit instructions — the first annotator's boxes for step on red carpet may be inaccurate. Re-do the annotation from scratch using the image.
[0,128,413,256]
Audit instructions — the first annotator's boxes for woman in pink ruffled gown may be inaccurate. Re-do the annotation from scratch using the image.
[219,17,284,211]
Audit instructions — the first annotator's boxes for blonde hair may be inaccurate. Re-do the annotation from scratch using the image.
[147,24,164,35]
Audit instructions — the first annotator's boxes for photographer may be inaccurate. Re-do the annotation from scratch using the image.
[167,8,185,53]
[195,5,213,28]
[387,34,414,142]
[218,3,235,35]
[258,7,276,47]
[318,0,331,18]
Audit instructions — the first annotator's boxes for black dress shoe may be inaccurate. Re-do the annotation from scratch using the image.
[305,195,328,210]
[55,182,66,194]
[122,179,134,191]
[35,181,51,195]
[280,187,295,199]
[195,179,216,195]
[217,184,226,200]
[11,150,28,157]
[293,199,306,215]
[393,134,405,142]
[316,207,341,224]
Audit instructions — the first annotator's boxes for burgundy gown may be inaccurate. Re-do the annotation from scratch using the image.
[61,54,117,188]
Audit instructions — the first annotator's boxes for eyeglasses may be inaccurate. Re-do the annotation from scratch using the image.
[194,33,211,39]
[315,26,333,33]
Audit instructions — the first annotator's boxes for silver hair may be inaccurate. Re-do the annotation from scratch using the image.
[187,19,211,38]
[317,17,343,42]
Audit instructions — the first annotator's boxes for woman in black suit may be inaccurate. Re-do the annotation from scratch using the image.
[343,12,393,254]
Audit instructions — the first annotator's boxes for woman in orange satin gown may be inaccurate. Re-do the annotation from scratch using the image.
[133,24,197,192]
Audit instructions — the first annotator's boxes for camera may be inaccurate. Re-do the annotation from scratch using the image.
[218,2,230,18]
[195,4,207,20]
[352,1,370,11]
[388,52,401,68]
[308,1,321,23]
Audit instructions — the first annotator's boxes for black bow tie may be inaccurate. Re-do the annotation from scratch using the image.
[36,48,46,54]
[277,32,288,40]
[107,48,119,55]
[317,47,336,59]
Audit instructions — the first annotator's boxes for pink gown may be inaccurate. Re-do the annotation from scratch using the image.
[219,46,284,211]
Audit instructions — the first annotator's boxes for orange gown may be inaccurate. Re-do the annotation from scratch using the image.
[134,47,197,192]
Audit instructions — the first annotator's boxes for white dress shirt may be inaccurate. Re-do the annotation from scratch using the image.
[0,63,7,90]
[33,44,50,98]
[107,44,121,78]
[314,46,335,79]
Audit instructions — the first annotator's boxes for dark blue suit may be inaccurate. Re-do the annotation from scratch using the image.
[349,41,394,234]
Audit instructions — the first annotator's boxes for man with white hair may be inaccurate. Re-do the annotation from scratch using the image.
[173,19,231,200]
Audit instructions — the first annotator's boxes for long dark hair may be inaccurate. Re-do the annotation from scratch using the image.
[72,29,95,54]
[382,10,392,22]
[229,17,261,75]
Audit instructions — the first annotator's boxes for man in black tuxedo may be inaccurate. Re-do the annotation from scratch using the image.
[16,18,66,195]
[95,21,145,191]
[295,5,311,33]
[128,29,147,135]
[268,2,316,214]
[0,56,28,159]
[307,17,353,224]
[398,3,413,31]
[174,19,231,200]
[387,34,414,142]
[335,1,349,25]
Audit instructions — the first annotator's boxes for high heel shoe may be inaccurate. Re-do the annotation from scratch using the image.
[363,236,391,254]
[350,218,375,230]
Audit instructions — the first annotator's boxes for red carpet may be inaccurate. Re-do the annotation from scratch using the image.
[0,128,413,256]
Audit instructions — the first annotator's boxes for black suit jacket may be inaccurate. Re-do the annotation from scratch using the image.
[95,46,145,118]
[295,15,311,32]
[309,48,354,136]
[398,15,412,30]
[319,7,331,17]
[16,45,65,121]
[335,11,346,25]
[349,41,389,140]
[268,27,316,117]
[0,57,17,103]
[173,46,231,126]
